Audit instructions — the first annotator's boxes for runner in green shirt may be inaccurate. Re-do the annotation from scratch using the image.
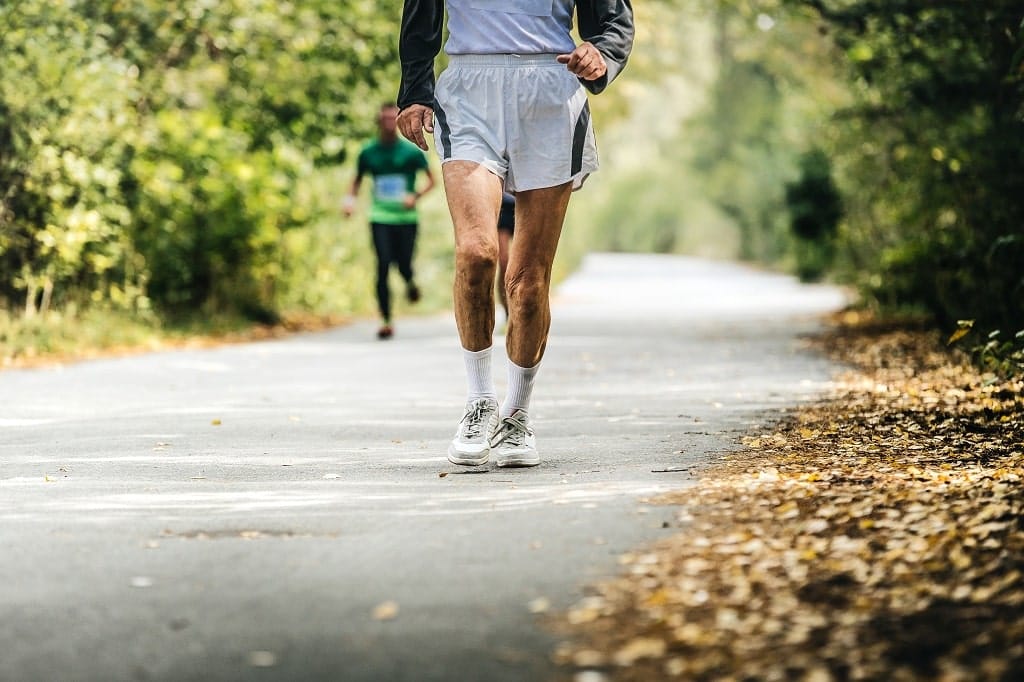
[344,103,436,339]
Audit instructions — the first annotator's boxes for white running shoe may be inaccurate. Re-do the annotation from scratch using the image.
[490,409,540,468]
[448,398,499,466]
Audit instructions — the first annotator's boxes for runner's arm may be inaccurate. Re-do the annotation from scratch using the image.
[344,155,368,217]
[404,165,436,209]
[576,0,635,95]
[398,0,444,110]
[416,166,437,201]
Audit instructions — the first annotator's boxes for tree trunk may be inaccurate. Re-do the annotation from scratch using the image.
[39,277,54,315]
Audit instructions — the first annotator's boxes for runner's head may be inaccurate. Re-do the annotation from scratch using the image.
[378,103,400,142]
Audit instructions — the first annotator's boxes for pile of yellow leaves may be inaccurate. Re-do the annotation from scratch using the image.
[554,318,1023,681]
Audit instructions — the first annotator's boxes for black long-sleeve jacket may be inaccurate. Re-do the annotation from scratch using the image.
[397,0,634,110]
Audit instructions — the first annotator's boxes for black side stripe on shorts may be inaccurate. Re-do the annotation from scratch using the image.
[571,102,591,176]
[433,99,452,159]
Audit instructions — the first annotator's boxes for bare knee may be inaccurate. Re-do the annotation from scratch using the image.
[506,268,549,316]
[456,239,498,289]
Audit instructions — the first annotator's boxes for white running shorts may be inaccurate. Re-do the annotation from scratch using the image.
[432,54,598,192]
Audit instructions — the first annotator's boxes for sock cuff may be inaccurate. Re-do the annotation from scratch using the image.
[507,358,540,375]
[502,358,540,417]
[463,345,493,359]
[463,345,496,402]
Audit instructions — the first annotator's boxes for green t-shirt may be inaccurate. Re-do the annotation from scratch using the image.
[356,138,429,224]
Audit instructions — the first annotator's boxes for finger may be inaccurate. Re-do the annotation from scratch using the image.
[573,53,595,73]
[560,49,579,71]
[423,109,434,134]
[579,55,602,78]
[581,52,606,80]
[404,115,428,151]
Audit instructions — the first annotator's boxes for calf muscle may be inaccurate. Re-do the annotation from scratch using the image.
[443,162,503,351]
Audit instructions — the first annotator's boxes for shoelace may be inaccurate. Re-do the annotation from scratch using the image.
[460,400,492,439]
[490,413,531,448]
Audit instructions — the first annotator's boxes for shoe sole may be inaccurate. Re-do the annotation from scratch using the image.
[495,455,540,468]
[447,446,489,467]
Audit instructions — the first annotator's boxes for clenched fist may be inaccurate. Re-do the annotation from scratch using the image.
[556,42,607,82]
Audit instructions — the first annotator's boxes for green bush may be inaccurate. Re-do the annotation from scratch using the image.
[0,0,403,321]
[785,149,842,281]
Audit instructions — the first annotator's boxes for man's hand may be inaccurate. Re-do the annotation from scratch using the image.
[397,104,434,151]
[556,42,607,82]
[402,194,417,210]
[342,195,356,218]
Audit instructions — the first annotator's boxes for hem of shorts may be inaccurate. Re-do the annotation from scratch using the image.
[440,156,507,181]
[437,158,598,193]
[505,166,599,193]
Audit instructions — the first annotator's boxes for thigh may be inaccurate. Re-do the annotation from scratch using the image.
[508,182,573,272]
[442,161,503,253]
[371,223,393,263]
[396,223,418,261]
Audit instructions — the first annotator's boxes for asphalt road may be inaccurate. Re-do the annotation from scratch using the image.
[0,254,846,681]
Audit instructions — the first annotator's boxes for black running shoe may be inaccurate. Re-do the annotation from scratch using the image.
[406,283,421,303]
[377,324,394,340]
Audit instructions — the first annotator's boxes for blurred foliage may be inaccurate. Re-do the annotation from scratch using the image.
[564,0,838,264]
[2,0,1022,355]
[687,5,798,265]
[713,0,1024,331]
[972,329,1024,379]
[786,0,1024,333]
[575,0,1023,338]
[785,148,842,281]
[562,2,744,260]
[950,320,1024,379]
[0,0,402,321]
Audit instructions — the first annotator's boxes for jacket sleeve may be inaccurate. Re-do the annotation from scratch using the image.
[577,0,634,95]
[398,0,444,110]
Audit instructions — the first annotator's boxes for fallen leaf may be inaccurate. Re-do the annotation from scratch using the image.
[247,651,276,668]
[528,597,550,614]
[554,319,1024,680]
[612,637,666,666]
[372,601,399,621]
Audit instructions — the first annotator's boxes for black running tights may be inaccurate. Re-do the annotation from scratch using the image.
[370,222,417,321]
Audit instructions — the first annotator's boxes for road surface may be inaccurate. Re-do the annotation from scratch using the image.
[0,254,845,681]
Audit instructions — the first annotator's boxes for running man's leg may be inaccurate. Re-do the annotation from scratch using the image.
[503,181,573,368]
[393,223,420,302]
[496,228,512,317]
[442,161,503,465]
[442,161,503,351]
[370,222,394,327]
[489,182,572,466]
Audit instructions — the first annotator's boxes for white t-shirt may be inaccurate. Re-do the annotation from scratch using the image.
[444,0,577,56]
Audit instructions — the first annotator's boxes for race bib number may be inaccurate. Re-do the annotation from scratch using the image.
[470,0,553,17]
[374,174,407,203]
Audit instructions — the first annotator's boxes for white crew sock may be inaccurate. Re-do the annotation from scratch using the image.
[463,346,497,402]
[502,359,540,418]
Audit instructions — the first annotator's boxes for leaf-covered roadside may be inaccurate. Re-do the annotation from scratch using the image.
[553,315,1023,681]
[0,309,346,370]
